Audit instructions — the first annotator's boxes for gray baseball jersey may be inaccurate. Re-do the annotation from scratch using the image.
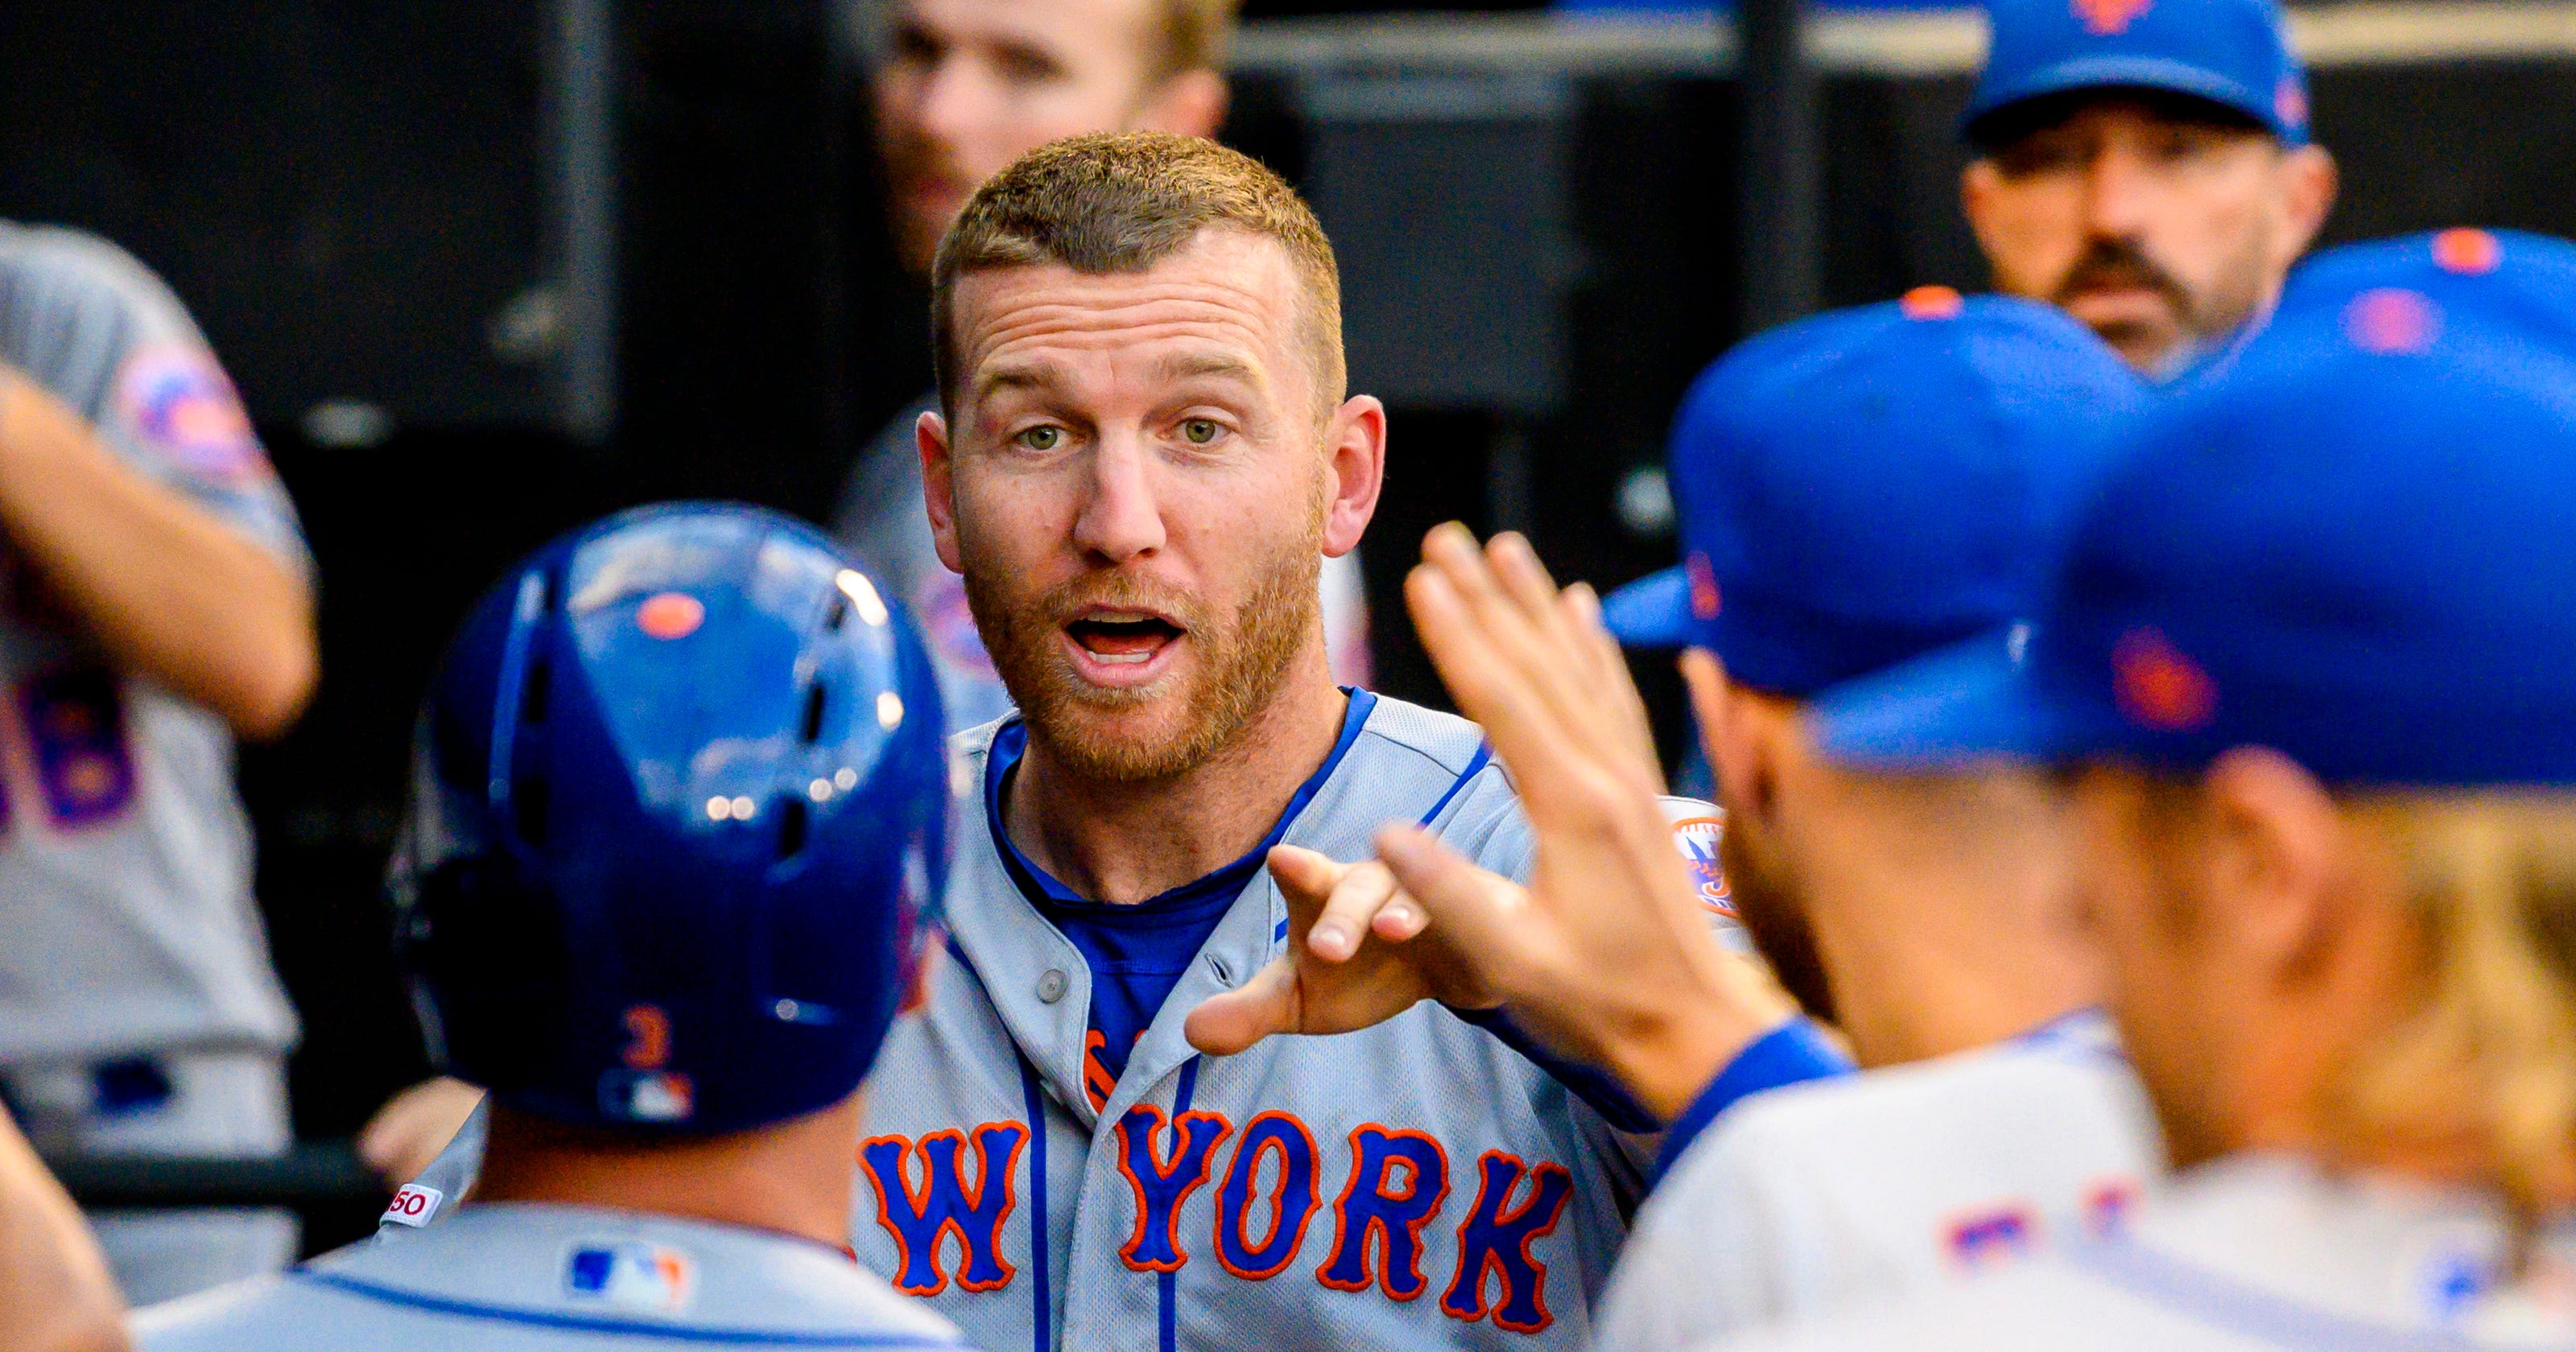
[1598,1010,2161,1350]
[1712,1152,2576,1351]
[832,393,1374,735]
[853,697,1645,1352]
[0,222,306,1066]
[134,1202,966,1350]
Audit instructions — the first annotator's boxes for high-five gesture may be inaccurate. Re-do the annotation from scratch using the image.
[1190,524,1794,1119]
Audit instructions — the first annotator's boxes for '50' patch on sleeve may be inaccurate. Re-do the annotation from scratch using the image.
[114,344,268,484]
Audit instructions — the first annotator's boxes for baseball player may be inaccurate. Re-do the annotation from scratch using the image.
[0,1106,126,1352]
[136,503,964,1350]
[373,133,1809,1352]
[1962,0,2337,376]
[1720,229,2576,1350]
[361,0,1374,1185]
[0,223,318,1304]
[1583,295,2159,1348]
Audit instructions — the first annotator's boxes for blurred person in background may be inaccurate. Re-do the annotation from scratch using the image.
[1725,231,2576,1351]
[0,223,318,1305]
[1959,0,2337,376]
[0,1108,127,1352]
[361,0,1374,1185]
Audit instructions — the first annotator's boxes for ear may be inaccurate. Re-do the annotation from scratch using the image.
[1681,649,1780,830]
[2272,145,2339,274]
[1959,159,2008,278]
[1135,69,1228,141]
[918,409,964,575]
[2199,746,2351,984]
[1319,394,1386,559]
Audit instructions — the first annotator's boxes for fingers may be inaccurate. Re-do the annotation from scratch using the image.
[1308,859,1402,961]
[1184,954,1300,1055]
[1373,822,1530,1008]
[1408,554,1587,802]
[358,1076,485,1185]
[1561,581,1664,791]
[1266,844,1349,924]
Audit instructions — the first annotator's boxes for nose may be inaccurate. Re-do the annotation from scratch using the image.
[2079,142,2153,241]
[914,53,995,146]
[1071,435,1166,566]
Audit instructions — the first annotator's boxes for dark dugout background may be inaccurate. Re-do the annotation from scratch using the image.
[1,0,2572,1249]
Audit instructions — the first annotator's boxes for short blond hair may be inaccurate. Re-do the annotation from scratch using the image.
[1154,0,1241,81]
[930,130,1344,417]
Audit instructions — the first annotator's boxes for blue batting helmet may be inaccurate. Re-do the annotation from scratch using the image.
[394,502,951,1135]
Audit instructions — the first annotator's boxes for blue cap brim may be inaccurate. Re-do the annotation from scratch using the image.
[1964,56,2299,145]
[1807,630,2126,771]
[1602,567,1695,649]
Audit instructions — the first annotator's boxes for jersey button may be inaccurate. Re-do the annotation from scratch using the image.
[1037,968,1068,1004]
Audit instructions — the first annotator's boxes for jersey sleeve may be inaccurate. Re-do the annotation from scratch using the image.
[0,229,310,574]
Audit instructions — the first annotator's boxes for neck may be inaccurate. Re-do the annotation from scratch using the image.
[473,1095,862,1248]
[1009,642,1345,904]
[1794,789,2099,1068]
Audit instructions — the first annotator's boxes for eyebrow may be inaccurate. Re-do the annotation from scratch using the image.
[972,362,1074,403]
[1153,352,1261,385]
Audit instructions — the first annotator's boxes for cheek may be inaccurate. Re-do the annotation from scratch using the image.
[1978,184,2087,291]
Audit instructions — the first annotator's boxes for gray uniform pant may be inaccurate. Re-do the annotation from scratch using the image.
[3,1049,296,1306]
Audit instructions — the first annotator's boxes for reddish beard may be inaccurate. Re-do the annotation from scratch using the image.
[961,533,1324,784]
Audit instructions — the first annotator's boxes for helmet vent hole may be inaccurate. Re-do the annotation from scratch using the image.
[777,796,808,859]
[800,684,827,744]
[514,777,549,847]
[519,657,551,726]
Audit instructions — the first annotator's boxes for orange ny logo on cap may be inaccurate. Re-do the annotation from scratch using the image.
[2073,0,2153,36]
[1686,553,1722,620]
[2343,288,2442,355]
[2112,628,2216,732]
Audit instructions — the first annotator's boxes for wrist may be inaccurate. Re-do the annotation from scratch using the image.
[1608,997,1795,1123]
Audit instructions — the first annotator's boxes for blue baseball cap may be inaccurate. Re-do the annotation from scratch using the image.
[1966,0,2310,147]
[1814,230,2576,786]
[1600,289,2145,699]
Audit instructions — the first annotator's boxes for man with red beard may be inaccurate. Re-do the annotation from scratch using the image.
[850,132,1794,1352]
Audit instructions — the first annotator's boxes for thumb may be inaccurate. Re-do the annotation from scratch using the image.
[1183,953,1300,1056]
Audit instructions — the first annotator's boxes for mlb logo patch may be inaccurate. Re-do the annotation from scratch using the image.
[599,1069,696,1123]
[1946,1207,2036,1270]
[564,1242,696,1314]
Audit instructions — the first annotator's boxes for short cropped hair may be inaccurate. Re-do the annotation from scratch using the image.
[931,130,1344,417]
[1155,0,1242,81]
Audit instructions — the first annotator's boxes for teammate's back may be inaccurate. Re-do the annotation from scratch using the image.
[138,1205,960,1352]
[135,503,960,1351]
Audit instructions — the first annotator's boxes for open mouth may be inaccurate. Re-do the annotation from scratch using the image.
[1066,611,1185,667]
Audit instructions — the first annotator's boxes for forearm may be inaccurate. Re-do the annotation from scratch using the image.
[0,368,315,740]
[0,1115,127,1352]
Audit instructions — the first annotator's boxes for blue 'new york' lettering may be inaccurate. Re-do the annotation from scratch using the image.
[1316,1125,1451,1300]
[1441,1151,1575,1333]
[861,1123,1027,1296]
[1214,1111,1323,1280]
[1114,1105,1232,1272]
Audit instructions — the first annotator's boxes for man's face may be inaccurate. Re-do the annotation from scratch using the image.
[927,231,1371,782]
[1715,781,1835,1023]
[2068,765,2248,1168]
[1963,98,2330,371]
[874,0,1170,274]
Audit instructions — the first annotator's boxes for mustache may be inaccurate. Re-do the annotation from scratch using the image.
[1038,572,1208,635]
[2054,239,2191,315]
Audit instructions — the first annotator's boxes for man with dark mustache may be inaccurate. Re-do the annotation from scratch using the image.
[1960,0,2339,375]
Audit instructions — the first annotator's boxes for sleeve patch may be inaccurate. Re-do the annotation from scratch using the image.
[114,344,266,483]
